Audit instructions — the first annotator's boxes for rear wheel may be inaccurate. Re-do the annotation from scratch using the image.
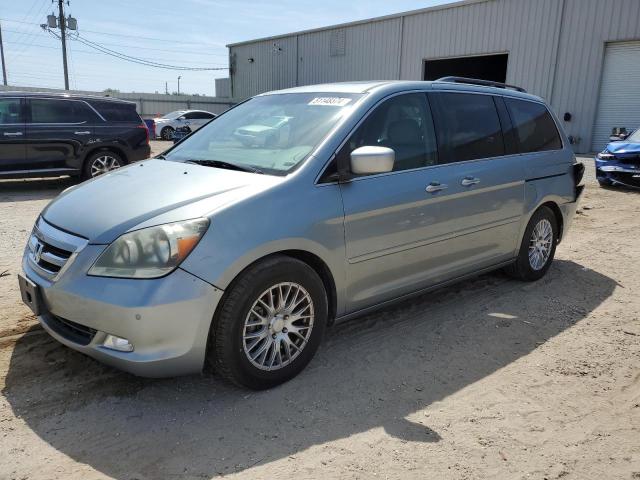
[505,206,558,282]
[209,255,328,390]
[82,151,124,180]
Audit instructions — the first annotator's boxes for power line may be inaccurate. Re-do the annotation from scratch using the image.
[0,16,226,48]
[69,33,228,71]
[4,39,229,64]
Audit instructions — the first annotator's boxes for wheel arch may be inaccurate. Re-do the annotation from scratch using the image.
[217,250,338,324]
[83,145,129,167]
[539,201,564,242]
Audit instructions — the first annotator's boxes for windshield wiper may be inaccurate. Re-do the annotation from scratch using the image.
[155,154,166,160]
[186,159,264,174]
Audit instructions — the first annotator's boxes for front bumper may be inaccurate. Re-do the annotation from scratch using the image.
[595,159,640,188]
[22,224,223,377]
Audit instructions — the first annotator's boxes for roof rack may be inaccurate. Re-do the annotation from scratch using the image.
[436,76,527,93]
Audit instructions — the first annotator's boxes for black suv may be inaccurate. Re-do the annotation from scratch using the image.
[0,92,150,180]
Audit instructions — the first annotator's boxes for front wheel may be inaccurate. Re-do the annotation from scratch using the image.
[505,206,558,282]
[209,255,328,389]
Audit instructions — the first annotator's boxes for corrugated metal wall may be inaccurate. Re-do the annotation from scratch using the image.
[0,85,235,118]
[229,0,640,153]
[297,19,402,85]
[550,0,640,153]
[399,0,563,100]
[590,41,640,151]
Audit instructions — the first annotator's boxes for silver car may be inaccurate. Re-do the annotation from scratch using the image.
[19,79,584,389]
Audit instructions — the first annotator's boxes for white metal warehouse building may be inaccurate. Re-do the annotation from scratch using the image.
[226,0,640,154]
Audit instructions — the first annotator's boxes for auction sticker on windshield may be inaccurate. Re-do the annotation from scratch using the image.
[308,97,353,106]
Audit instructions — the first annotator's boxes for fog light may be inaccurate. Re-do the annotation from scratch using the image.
[102,334,134,352]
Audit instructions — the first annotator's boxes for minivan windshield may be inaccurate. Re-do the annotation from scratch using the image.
[163,93,362,175]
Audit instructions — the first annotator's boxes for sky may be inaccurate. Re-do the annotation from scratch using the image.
[0,0,450,96]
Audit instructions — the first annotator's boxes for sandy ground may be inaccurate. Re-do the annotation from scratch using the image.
[0,149,638,480]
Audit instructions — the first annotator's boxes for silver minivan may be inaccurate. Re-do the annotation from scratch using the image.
[19,78,584,389]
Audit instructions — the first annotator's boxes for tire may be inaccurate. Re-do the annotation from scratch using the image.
[505,206,558,282]
[160,126,174,140]
[209,255,328,390]
[82,150,125,180]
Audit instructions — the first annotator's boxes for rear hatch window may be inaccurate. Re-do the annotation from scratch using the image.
[89,100,141,122]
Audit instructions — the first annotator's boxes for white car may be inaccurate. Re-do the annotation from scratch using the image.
[154,110,217,140]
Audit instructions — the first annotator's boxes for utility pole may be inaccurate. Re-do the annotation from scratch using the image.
[58,0,69,90]
[165,81,168,94]
[177,76,181,94]
[0,22,7,86]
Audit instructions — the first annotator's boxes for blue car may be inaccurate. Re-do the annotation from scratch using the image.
[595,129,640,188]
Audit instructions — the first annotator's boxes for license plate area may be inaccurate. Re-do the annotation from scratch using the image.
[18,274,43,316]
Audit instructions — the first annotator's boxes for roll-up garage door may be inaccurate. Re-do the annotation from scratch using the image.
[591,41,640,152]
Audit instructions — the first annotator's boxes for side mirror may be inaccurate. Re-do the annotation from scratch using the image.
[350,146,395,175]
[178,116,186,121]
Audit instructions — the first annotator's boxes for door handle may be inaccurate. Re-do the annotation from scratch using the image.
[461,176,481,186]
[3,131,23,137]
[426,181,448,193]
[74,131,91,135]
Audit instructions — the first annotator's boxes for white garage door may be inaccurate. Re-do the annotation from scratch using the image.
[591,41,640,152]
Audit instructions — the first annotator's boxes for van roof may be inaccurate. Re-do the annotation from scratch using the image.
[262,80,544,102]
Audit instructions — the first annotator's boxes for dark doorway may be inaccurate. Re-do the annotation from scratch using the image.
[423,53,508,82]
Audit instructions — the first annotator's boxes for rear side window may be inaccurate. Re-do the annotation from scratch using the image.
[429,92,505,163]
[344,93,438,172]
[89,101,140,122]
[505,98,562,152]
[29,99,101,124]
[0,98,22,124]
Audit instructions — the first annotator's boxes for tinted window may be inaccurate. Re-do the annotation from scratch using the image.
[344,93,437,172]
[29,99,102,124]
[30,99,76,123]
[89,101,140,122]
[184,111,214,119]
[506,98,562,152]
[430,92,505,162]
[0,98,22,124]
[74,101,101,123]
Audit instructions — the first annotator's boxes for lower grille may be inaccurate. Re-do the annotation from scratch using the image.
[46,314,97,346]
[611,172,640,188]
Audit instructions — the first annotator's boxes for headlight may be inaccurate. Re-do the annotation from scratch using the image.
[88,218,209,279]
[596,151,615,160]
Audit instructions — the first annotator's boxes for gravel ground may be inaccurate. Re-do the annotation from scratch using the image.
[0,151,638,480]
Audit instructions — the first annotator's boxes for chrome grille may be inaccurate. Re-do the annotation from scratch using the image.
[26,218,88,281]
[27,235,72,274]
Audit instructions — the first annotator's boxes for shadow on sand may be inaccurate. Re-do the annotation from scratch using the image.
[0,177,76,203]
[2,260,617,478]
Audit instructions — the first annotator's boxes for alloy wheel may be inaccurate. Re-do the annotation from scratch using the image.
[528,218,553,270]
[90,155,122,177]
[242,282,315,371]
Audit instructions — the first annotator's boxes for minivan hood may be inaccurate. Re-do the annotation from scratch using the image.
[607,141,640,154]
[42,159,280,244]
